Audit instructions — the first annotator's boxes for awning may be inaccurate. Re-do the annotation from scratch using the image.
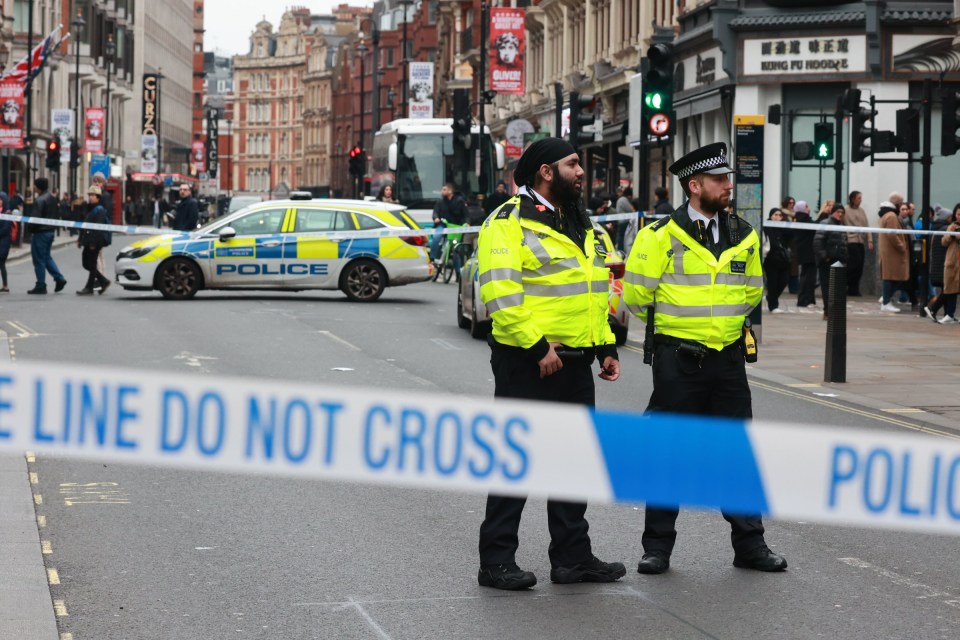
[675,87,724,120]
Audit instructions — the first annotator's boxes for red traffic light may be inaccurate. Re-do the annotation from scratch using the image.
[349,146,362,158]
[47,139,59,152]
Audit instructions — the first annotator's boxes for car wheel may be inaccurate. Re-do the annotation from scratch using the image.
[156,257,202,300]
[469,304,487,339]
[612,322,628,346]
[341,259,386,302]
[457,288,470,329]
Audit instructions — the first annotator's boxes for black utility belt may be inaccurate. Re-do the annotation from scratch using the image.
[653,334,739,356]
[488,336,596,361]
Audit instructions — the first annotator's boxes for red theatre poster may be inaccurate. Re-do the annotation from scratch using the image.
[0,81,25,149]
[191,141,206,173]
[489,7,525,96]
[84,108,105,154]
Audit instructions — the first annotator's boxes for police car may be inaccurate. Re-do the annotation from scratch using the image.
[115,197,432,301]
[456,222,630,344]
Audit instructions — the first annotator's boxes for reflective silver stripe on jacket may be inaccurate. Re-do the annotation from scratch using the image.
[715,273,764,288]
[593,256,606,268]
[670,236,686,274]
[662,272,712,287]
[657,302,755,318]
[525,282,592,297]
[521,228,551,267]
[485,292,524,313]
[479,268,522,287]
[625,271,660,289]
[590,279,610,292]
[523,257,579,278]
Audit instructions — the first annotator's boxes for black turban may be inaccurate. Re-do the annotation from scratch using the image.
[514,138,577,187]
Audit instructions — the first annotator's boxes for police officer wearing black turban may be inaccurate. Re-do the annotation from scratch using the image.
[624,142,788,575]
[475,137,626,590]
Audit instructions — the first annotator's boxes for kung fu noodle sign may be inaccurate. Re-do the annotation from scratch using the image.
[489,7,525,95]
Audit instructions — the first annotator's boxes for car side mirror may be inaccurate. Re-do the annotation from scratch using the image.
[218,226,237,241]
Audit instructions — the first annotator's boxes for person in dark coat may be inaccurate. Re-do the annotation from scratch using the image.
[925,204,957,321]
[27,177,67,294]
[813,203,849,319]
[76,186,111,295]
[0,191,9,292]
[763,208,791,313]
[173,184,199,231]
[485,180,510,213]
[793,200,817,308]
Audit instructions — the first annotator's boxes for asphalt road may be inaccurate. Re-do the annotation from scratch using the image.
[4,241,960,639]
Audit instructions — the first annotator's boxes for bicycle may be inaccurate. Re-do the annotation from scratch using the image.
[432,221,467,283]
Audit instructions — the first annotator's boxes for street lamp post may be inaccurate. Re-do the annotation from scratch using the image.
[399,0,412,111]
[226,118,233,198]
[105,34,115,155]
[71,10,85,200]
[357,39,368,199]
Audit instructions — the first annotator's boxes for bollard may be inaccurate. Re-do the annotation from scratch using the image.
[824,261,847,383]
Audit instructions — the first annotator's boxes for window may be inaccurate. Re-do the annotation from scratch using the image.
[355,213,385,230]
[230,208,286,235]
[294,209,352,232]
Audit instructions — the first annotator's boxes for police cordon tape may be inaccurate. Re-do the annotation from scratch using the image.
[0,211,641,242]
[764,220,960,237]
[2,359,960,536]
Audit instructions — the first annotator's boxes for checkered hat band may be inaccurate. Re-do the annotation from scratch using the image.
[676,155,727,179]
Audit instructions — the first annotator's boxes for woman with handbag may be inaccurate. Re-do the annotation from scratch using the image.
[76,186,111,296]
[764,208,792,313]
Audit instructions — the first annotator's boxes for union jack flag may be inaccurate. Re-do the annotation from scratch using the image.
[0,27,65,86]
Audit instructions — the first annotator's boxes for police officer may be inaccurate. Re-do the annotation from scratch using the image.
[624,142,788,574]
[476,137,625,590]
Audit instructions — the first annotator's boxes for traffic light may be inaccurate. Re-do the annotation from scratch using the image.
[452,88,471,149]
[813,122,834,161]
[641,43,675,137]
[45,139,60,171]
[896,107,920,153]
[941,88,960,157]
[348,145,364,177]
[69,139,79,169]
[850,104,877,162]
[568,91,595,148]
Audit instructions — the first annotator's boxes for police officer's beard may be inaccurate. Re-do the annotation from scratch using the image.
[699,192,729,215]
[552,170,581,205]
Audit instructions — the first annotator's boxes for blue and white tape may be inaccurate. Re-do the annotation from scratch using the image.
[1,360,959,535]
[0,211,644,242]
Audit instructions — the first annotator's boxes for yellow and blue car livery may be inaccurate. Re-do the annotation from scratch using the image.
[115,199,432,301]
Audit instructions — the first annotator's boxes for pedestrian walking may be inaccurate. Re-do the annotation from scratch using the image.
[476,137,625,590]
[0,192,10,292]
[615,185,634,250]
[173,184,199,231]
[793,200,818,308]
[878,201,908,312]
[763,208,791,313]
[843,191,873,296]
[813,203,848,319]
[924,204,956,321]
[76,186,111,296]
[623,141,787,575]
[27,177,67,294]
[938,205,960,324]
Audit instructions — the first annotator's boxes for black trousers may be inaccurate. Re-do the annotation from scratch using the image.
[479,346,595,568]
[642,342,766,556]
[764,266,788,311]
[797,262,818,306]
[81,246,108,290]
[846,243,865,295]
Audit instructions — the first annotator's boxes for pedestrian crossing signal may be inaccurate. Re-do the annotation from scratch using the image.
[814,122,834,161]
[45,139,60,171]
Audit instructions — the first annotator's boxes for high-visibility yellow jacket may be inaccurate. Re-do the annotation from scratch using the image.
[479,195,616,357]
[623,206,763,351]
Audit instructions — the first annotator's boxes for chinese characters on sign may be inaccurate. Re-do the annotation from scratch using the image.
[743,35,866,76]
[489,7,525,96]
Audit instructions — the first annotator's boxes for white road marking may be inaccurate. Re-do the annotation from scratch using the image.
[6,320,37,337]
[317,330,361,351]
[839,557,954,600]
[174,351,218,372]
[430,338,462,351]
[346,597,393,640]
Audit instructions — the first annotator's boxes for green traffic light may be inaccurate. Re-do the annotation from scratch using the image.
[644,92,663,110]
[817,143,830,158]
